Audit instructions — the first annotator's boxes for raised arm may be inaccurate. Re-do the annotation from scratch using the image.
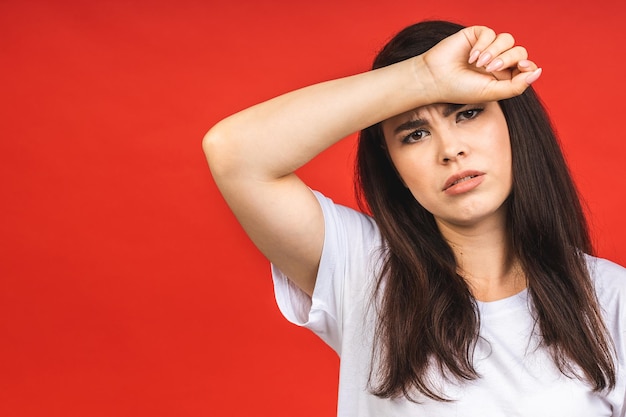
[203,26,541,296]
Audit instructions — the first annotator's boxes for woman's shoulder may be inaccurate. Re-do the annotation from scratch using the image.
[586,255,626,303]
[586,255,626,281]
[311,189,381,242]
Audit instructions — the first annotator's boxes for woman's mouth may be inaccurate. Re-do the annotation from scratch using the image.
[443,171,485,195]
[450,175,477,187]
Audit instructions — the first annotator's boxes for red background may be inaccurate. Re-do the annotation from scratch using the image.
[2,0,624,415]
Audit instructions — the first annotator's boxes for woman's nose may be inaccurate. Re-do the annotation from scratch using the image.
[442,150,465,163]
[438,131,468,163]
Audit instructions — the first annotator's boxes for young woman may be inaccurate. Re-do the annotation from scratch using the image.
[204,20,626,416]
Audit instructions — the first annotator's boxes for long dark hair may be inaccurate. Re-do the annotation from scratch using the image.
[355,20,615,401]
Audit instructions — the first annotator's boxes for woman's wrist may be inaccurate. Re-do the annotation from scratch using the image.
[407,54,440,106]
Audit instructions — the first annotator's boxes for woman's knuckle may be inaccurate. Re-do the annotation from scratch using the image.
[499,32,514,42]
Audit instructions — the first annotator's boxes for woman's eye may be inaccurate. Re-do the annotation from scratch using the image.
[402,129,430,144]
[457,108,483,122]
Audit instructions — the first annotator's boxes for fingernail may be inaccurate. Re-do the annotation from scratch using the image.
[486,59,503,72]
[476,52,492,67]
[468,50,480,64]
[518,59,530,68]
[525,68,542,85]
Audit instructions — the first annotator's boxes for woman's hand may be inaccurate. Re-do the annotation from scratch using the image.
[417,26,541,104]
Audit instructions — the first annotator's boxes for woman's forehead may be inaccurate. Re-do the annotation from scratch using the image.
[384,102,500,127]
[384,103,460,127]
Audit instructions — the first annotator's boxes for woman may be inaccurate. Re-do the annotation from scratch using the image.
[204,20,626,416]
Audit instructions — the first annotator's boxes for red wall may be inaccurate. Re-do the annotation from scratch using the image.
[2,0,624,416]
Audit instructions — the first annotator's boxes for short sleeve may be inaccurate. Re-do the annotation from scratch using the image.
[272,190,381,355]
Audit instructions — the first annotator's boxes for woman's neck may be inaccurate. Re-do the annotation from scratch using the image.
[436,212,526,302]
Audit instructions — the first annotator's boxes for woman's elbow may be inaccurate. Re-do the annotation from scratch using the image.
[202,122,237,178]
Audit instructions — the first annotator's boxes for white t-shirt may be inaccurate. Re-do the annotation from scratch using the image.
[272,191,626,417]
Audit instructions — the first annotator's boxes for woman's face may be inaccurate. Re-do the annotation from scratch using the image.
[382,101,512,231]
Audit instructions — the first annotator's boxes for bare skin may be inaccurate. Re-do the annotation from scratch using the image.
[204,26,541,297]
[382,100,523,301]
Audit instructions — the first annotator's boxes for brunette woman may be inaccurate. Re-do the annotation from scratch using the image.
[204,20,626,416]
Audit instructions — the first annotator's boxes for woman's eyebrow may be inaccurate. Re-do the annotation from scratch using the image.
[394,118,426,134]
[442,103,465,117]
[393,104,466,135]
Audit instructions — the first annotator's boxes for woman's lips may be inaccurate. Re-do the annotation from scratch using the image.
[443,171,485,195]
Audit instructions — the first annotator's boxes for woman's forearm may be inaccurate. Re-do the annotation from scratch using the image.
[203,55,429,182]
